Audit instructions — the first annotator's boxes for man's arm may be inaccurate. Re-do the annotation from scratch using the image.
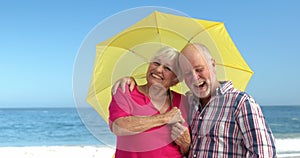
[111,76,136,94]
[236,96,277,157]
[171,122,191,156]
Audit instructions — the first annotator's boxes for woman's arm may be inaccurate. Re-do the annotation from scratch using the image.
[112,107,185,136]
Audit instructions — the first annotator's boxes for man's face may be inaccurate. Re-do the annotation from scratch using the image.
[179,45,214,99]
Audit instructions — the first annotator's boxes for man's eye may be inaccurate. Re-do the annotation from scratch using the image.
[195,68,204,73]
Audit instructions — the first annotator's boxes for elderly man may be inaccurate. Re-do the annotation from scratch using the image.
[175,43,276,157]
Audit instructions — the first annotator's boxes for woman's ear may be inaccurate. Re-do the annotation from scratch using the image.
[170,78,179,87]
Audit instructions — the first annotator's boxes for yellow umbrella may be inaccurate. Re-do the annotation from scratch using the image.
[86,11,253,123]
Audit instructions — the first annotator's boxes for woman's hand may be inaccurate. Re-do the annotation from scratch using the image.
[164,107,185,124]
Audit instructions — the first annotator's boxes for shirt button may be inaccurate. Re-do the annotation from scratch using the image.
[199,116,203,120]
[194,154,197,157]
[198,136,201,139]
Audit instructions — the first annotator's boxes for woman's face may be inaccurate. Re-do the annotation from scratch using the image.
[146,56,178,89]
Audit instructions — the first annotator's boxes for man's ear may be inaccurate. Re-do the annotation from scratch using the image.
[211,58,216,67]
[211,58,217,73]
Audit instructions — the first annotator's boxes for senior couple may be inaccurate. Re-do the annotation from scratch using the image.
[108,43,277,158]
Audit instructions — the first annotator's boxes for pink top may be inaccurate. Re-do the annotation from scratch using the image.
[109,85,188,158]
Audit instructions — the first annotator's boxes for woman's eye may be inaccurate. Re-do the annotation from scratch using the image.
[164,66,171,71]
[152,62,160,66]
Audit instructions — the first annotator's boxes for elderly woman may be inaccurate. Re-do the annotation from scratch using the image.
[109,47,190,158]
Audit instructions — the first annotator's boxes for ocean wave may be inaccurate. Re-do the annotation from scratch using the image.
[291,117,299,121]
[274,133,300,139]
[276,138,300,157]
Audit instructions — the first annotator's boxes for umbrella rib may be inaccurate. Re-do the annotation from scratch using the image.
[154,12,163,48]
[92,84,112,97]
[93,45,149,95]
[154,12,160,34]
[188,22,223,42]
[94,72,146,95]
[102,44,149,61]
[188,22,254,74]
[217,63,253,74]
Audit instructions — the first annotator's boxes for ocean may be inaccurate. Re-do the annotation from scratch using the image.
[0,107,113,147]
[0,106,299,156]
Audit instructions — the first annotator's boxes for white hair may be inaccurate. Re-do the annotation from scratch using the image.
[150,46,182,81]
[187,43,215,72]
[192,43,213,64]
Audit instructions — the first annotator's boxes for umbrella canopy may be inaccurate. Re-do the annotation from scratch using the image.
[86,11,253,123]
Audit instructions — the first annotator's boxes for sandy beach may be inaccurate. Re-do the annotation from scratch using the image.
[0,146,115,158]
[1,142,300,158]
[1,137,300,158]
[1,144,300,158]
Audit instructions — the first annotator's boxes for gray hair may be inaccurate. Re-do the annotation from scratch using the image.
[186,43,215,71]
[191,43,213,64]
[150,46,182,81]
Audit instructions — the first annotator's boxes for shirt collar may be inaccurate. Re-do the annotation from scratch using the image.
[186,81,233,108]
[217,80,233,95]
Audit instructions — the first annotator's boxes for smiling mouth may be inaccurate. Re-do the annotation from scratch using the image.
[151,73,163,80]
[194,81,205,88]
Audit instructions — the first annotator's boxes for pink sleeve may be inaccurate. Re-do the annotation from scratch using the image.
[108,87,132,129]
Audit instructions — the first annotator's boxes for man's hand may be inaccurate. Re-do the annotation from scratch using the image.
[171,122,191,155]
[111,76,136,94]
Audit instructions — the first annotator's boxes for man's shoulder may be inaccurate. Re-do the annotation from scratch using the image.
[224,88,258,108]
[226,87,252,99]
[226,88,260,112]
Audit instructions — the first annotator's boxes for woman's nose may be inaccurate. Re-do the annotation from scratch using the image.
[155,65,164,72]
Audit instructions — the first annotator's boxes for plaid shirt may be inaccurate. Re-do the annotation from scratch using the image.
[187,81,276,158]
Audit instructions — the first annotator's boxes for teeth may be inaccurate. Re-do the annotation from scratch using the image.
[198,81,204,86]
[152,73,163,80]
[194,81,205,87]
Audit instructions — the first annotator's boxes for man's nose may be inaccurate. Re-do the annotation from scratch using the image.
[192,70,199,80]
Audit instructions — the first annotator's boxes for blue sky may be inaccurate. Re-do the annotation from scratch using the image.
[0,0,299,107]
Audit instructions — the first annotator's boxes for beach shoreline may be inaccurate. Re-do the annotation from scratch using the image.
[1,144,300,158]
[0,146,115,158]
[2,145,300,158]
